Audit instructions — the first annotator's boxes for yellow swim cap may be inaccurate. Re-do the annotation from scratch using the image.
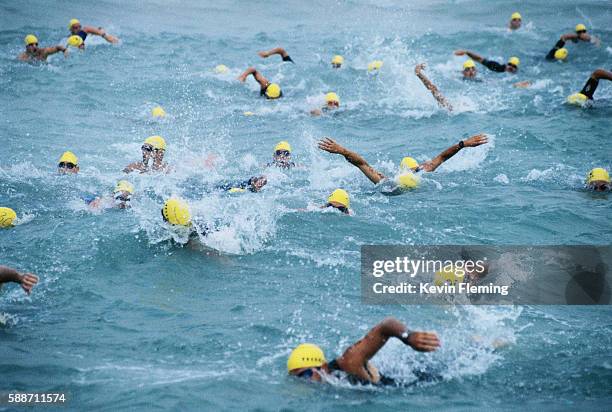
[243,111,255,116]
[368,60,383,72]
[554,48,568,60]
[151,106,166,118]
[68,18,80,29]
[265,83,281,99]
[114,180,134,194]
[400,156,419,171]
[24,34,38,45]
[508,57,520,67]
[397,173,420,190]
[463,59,476,69]
[434,265,464,286]
[214,64,229,74]
[566,92,588,105]
[287,343,326,372]
[511,12,522,20]
[325,92,340,105]
[144,135,166,151]
[59,151,78,165]
[0,207,17,228]
[331,55,344,65]
[274,141,291,153]
[575,23,587,32]
[587,168,610,184]
[67,35,83,48]
[327,189,350,209]
[228,187,247,193]
[162,198,191,226]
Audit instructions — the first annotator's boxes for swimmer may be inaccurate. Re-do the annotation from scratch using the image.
[311,92,340,116]
[266,141,296,169]
[123,136,169,173]
[0,265,39,295]
[58,151,79,174]
[0,207,18,228]
[257,47,294,63]
[322,189,351,214]
[18,34,67,62]
[318,134,488,194]
[568,69,612,103]
[86,180,134,210]
[454,50,519,73]
[414,63,453,111]
[461,59,479,80]
[331,55,344,69]
[237,67,282,99]
[216,176,268,193]
[68,18,118,47]
[287,317,440,385]
[509,12,522,30]
[546,24,600,60]
[161,198,216,250]
[586,168,610,192]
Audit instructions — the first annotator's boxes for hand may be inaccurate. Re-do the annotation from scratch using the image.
[513,81,531,88]
[454,50,466,56]
[19,273,38,295]
[463,133,488,147]
[414,63,426,74]
[317,137,345,155]
[407,331,440,352]
[237,73,247,82]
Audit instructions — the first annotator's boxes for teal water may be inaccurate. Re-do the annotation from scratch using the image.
[1,0,611,410]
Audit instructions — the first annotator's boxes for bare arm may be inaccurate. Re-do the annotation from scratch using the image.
[318,137,386,184]
[0,266,38,295]
[455,49,484,63]
[415,63,453,111]
[593,69,612,81]
[335,317,440,382]
[258,47,289,58]
[237,67,269,88]
[42,45,67,57]
[84,26,119,43]
[420,133,488,172]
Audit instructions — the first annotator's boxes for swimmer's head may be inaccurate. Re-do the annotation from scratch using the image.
[367,60,383,72]
[586,168,610,192]
[214,64,229,74]
[510,12,522,30]
[400,156,419,172]
[434,265,464,286]
[0,207,17,228]
[575,24,587,34]
[331,55,344,68]
[326,189,350,214]
[287,343,327,379]
[24,34,38,51]
[248,175,267,192]
[58,151,79,174]
[506,57,520,73]
[68,18,81,33]
[162,198,191,226]
[265,83,282,99]
[566,92,588,105]
[113,180,134,208]
[273,141,292,166]
[462,59,477,78]
[325,92,340,109]
[397,172,420,190]
[151,106,166,118]
[554,48,568,61]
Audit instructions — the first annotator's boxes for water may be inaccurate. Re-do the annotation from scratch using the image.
[1,0,611,410]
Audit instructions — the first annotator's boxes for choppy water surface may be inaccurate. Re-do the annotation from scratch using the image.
[1,0,611,410]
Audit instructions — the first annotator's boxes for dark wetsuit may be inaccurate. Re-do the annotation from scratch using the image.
[327,359,441,387]
[481,59,506,73]
[75,30,88,42]
[216,179,256,192]
[282,55,294,63]
[580,76,600,100]
[546,39,565,60]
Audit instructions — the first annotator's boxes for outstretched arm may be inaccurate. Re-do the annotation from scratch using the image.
[580,69,612,99]
[258,47,293,62]
[237,67,269,88]
[318,137,386,184]
[42,45,67,58]
[335,317,440,382]
[415,63,453,111]
[455,50,484,63]
[84,26,119,43]
[0,266,39,295]
[420,133,488,172]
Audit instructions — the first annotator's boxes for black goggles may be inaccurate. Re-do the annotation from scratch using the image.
[297,368,319,379]
[275,150,290,156]
[114,193,132,202]
[58,162,76,169]
[326,203,348,214]
[508,63,517,69]
[141,144,155,152]
[591,183,610,192]
[576,30,587,34]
